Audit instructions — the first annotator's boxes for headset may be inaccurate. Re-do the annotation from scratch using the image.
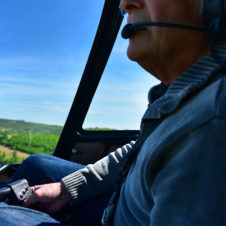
[121,0,226,66]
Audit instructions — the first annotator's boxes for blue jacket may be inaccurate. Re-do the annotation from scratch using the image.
[62,43,226,225]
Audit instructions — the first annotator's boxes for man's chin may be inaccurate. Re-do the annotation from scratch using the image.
[127,45,146,63]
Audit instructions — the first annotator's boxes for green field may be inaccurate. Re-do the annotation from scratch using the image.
[0,118,114,164]
[0,119,62,164]
[0,133,60,155]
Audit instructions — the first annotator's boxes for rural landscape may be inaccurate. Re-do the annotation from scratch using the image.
[0,118,62,164]
[0,119,113,165]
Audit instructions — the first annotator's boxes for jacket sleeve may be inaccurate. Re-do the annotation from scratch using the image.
[150,117,226,226]
[61,141,135,206]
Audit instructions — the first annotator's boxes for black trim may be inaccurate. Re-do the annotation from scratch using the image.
[76,130,138,143]
[54,0,124,159]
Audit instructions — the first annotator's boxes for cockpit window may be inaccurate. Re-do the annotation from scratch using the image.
[0,0,104,164]
[83,18,159,130]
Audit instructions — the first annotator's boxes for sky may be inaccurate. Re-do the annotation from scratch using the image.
[0,0,159,130]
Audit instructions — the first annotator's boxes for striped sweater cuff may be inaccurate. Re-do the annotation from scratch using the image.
[61,171,89,206]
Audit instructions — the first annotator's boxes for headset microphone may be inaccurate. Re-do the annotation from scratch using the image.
[121,24,134,39]
[121,22,214,39]
[120,0,226,66]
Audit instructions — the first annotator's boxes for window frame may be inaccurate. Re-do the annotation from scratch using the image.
[53,0,139,160]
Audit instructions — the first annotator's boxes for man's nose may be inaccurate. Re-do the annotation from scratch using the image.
[119,0,144,15]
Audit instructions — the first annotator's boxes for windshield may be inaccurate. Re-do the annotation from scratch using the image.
[0,0,104,164]
[83,18,159,130]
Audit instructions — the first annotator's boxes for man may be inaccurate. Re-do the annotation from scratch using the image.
[1,0,226,225]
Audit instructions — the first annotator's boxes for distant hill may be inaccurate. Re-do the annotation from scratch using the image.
[0,119,115,164]
[0,118,63,134]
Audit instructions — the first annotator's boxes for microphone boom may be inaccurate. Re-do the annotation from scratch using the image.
[121,22,214,39]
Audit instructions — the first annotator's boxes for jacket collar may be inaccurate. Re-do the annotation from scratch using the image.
[142,43,226,120]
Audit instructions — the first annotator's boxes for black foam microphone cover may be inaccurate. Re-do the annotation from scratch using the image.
[121,24,134,39]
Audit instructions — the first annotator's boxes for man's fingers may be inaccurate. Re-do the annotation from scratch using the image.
[21,182,68,213]
[22,186,41,207]
[31,185,41,193]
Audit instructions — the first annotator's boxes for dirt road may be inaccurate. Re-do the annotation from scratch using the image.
[0,145,29,158]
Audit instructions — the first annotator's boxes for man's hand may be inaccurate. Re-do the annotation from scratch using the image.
[22,182,69,213]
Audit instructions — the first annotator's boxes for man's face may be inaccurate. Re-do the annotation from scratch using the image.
[119,0,205,71]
